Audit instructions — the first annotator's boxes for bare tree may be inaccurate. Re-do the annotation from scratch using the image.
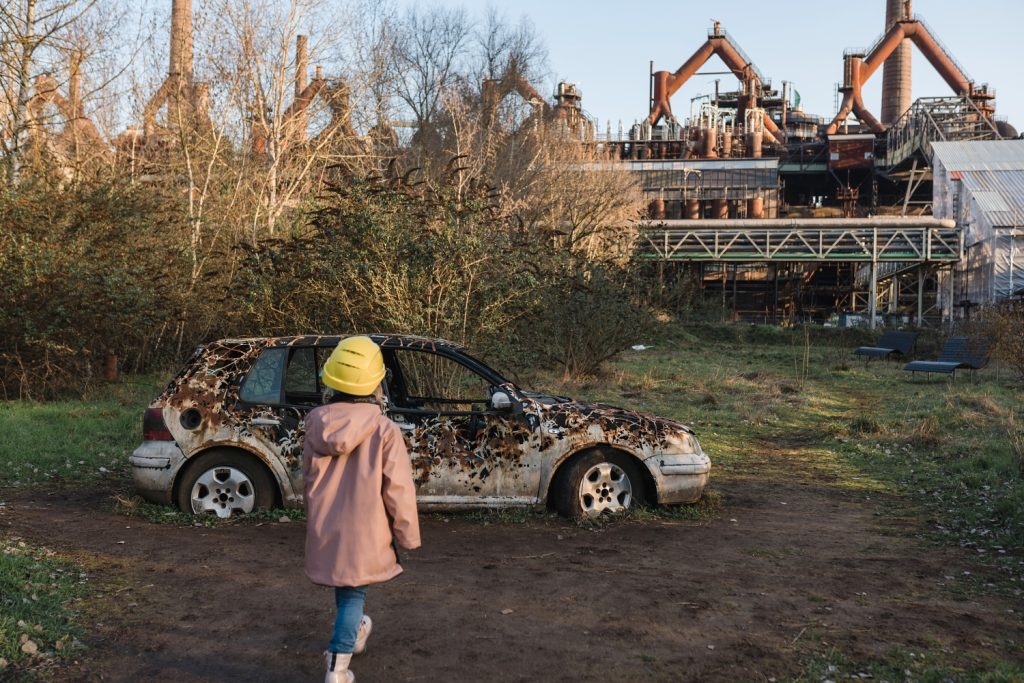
[0,0,101,186]
[392,4,471,155]
[472,6,547,85]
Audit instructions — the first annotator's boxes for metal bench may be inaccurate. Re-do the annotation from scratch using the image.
[903,337,992,378]
[853,331,919,360]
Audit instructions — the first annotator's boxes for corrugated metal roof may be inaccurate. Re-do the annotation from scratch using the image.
[960,171,1024,227]
[932,140,1024,171]
[972,191,1009,213]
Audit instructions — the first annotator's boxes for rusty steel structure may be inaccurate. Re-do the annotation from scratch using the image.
[481,61,593,140]
[881,0,913,125]
[826,10,994,135]
[250,36,354,155]
[142,0,210,137]
[647,21,785,147]
[25,50,104,158]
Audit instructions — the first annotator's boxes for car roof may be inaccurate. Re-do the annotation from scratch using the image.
[212,334,468,354]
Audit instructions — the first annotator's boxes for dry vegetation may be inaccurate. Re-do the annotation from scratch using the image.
[0,0,647,398]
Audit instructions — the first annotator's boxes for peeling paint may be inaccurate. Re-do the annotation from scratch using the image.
[136,335,710,511]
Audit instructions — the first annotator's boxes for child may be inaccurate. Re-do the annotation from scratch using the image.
[303,336,421,683]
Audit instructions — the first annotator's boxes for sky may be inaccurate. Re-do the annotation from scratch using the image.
[411,0,1024,134]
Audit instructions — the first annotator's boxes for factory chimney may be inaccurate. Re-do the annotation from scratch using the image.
[295,35,308,98]
[881,0,912,125]
[169,0,193,82]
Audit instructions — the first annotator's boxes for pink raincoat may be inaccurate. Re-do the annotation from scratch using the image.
[303,402,421,587]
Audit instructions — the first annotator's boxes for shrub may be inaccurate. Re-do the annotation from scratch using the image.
[0,181,186,398]
[526,264,653,379]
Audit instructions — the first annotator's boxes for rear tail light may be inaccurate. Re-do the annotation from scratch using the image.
[143,408,174,441]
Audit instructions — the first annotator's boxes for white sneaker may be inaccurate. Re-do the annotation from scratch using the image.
[353,615,373,655]
[324,651,354,683]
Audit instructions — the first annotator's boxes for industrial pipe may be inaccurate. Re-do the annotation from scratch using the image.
[881,0,912,125]
[640,217,956,229]
[828,16,978,134]
[169,0,193,81]
[648,25,782,145]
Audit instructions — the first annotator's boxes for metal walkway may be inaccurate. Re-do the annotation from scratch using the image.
[638,217,961,263]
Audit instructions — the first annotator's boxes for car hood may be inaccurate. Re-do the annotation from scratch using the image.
[518,390,695,453]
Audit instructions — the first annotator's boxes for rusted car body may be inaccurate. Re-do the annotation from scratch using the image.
[131,335,710,517]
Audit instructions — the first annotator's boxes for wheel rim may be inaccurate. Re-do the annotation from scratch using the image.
[190,466,256,518]
[578,462,632,515]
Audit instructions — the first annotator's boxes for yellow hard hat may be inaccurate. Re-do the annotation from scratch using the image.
[321,336,386,396]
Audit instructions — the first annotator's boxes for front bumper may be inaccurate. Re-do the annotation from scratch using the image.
[645,450,711,504]
[129,441,186,506]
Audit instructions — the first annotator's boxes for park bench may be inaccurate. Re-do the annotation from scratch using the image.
[853,331,919,361]
[903,336,992,378]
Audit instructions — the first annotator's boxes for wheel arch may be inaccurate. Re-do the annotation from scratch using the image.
[173,444,284,509]
[544,444,657,508]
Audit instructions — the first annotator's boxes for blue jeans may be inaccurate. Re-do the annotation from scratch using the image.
[329,586,367,654]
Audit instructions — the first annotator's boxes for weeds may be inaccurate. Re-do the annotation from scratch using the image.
[1009,412,1024,478]
[0,538,86,675]
[0,377,163,487]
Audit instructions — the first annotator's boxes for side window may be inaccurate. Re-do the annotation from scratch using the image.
[239,348,286,404]
[390,350,492,411]
[284,347,320,406]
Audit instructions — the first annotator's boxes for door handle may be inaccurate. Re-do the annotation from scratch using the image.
[251,417,281,427]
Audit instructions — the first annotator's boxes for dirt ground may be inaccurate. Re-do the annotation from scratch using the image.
[3,467,1024,682]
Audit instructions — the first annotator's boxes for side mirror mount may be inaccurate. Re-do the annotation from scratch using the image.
[490,391,513,412]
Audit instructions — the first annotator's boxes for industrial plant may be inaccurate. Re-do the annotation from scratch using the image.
[17,0,1024,329]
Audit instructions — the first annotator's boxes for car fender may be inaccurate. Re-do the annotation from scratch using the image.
[537,441,656,504]
[174,440,297,507]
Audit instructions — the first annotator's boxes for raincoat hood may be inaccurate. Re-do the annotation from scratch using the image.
[304,402,384,458]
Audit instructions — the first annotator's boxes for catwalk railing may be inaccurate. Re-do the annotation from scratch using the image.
[638,218,962,262]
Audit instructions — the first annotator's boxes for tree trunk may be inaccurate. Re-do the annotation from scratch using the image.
[8,0,36,187]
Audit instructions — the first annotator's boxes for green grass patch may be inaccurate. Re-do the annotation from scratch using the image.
[797,645,1024,682]
[0,537,87,676]
[4,325,1023,574]
[532,322,1024,575]
[0,377,164,488]
[111,493,307,527]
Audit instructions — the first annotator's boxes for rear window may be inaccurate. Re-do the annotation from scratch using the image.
[239,348,286,403]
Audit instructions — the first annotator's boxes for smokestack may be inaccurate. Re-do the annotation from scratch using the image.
[295,35,308,98]
[169,0,193,81]
[69,50,83,119]
[881,0,912,125]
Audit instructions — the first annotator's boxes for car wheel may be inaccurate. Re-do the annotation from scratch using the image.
[176,450,276,518]
[552,450,645,518]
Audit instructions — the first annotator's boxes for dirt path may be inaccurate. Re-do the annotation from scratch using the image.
[3,465,1023,683]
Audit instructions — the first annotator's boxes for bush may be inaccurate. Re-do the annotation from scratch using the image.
[0,181,187,399]
[238,167,541,353]
[982,302,1024,381]
[526,264,653,379]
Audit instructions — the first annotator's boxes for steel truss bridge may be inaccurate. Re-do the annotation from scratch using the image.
[637,217,962,327]
[638,218,961,263]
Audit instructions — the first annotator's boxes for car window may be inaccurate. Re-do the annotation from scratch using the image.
[390,349,492,411]
[284,347,320,406]
[239,347,286,404]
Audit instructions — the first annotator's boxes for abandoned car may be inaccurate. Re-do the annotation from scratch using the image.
[130,335,710,518]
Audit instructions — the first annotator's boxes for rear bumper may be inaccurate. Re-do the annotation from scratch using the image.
[646,451,711,504]
[130,441,186,506]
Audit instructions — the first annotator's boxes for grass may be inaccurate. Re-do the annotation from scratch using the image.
[3,323,1023,678]
[534,324,1024,560]
[798,646,1024,682]
[0,376,164,488]
[0,537,86,676]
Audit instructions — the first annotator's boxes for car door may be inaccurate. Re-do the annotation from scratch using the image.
[382,346,542,506]
[236,344,327,494]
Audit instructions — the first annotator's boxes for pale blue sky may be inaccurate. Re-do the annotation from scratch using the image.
[421,0,1024,133]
